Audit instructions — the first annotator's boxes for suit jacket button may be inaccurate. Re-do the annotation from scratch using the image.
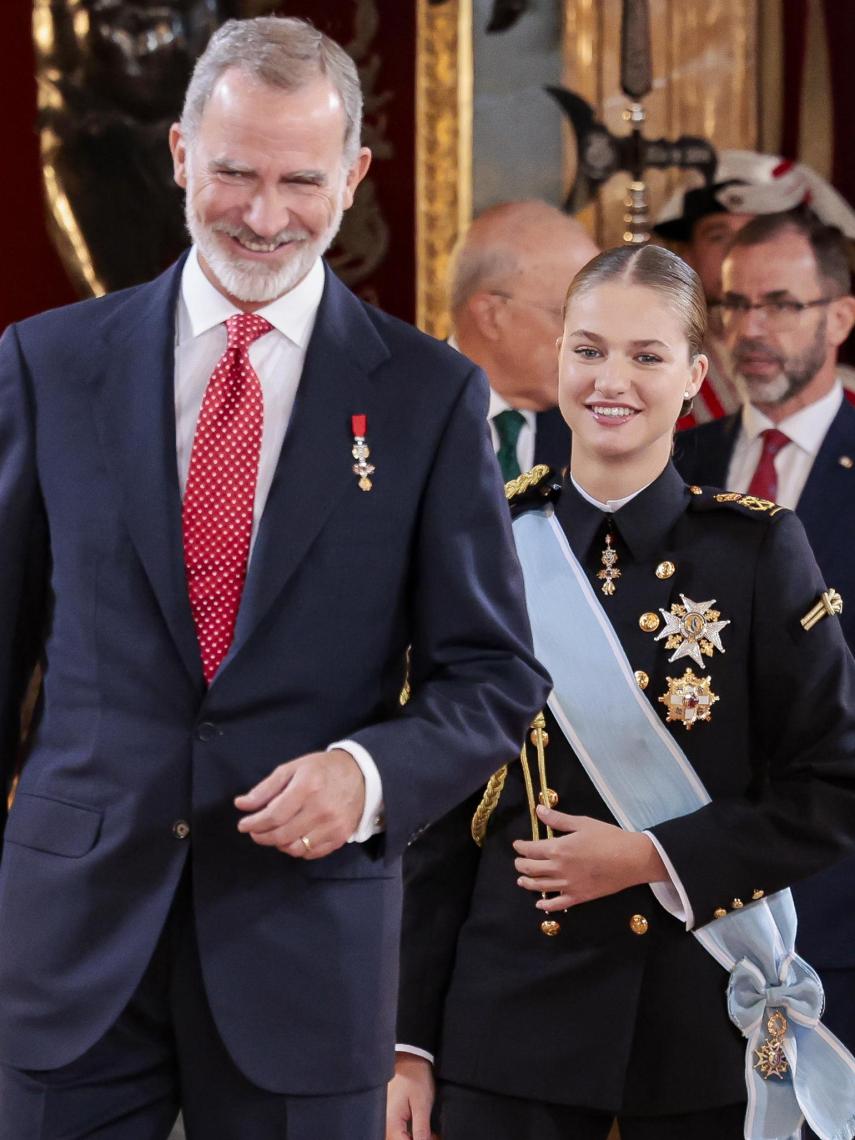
[629,913,649,936]
[196,721,218,742]
[172,820,190,840]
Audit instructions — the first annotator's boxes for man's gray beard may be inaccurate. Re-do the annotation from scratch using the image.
[734,317,828,408]
[185,199,344,304]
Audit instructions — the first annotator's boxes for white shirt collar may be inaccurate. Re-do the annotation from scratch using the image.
[177,247,325,348]
[571,474,654,513]
[740,380,844,455]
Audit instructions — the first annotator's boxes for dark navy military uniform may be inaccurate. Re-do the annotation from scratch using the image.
[397,463,855,1139]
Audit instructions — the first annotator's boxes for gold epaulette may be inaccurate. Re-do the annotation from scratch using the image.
[712,492,786,516]
[505,464,551,502]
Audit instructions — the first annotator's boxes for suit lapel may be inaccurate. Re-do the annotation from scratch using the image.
[89,258,204,688]
[796,400,855,557]
[221,269,389,675]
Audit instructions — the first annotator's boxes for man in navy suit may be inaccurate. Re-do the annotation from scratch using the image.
[675,208,855,1076]
[0,16,549,1140]
[448,200,598,480]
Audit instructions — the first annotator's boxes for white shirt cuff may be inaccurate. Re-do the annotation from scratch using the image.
[395,1044,435,1063]
[644,830,694,929]
[328,739,385,843]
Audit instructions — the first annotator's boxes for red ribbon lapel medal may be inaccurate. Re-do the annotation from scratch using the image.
[351,414,375,492]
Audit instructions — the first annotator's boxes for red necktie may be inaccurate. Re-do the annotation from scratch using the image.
[183,313,272,682]
[747,427,791,502]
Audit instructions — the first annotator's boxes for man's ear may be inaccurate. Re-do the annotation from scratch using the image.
[828,295,855,349]
[169,123,188,190]
[342,148,372,209]
[467,291,505,342]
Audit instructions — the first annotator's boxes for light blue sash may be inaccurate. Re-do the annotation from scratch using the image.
[513,507,855,1140]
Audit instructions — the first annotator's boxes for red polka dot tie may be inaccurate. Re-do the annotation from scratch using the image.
[183,313,272,683]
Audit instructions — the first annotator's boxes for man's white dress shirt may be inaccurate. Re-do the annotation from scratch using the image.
[176,249,382,841]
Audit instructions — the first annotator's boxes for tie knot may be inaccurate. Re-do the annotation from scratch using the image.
[493,408,525,448]
[759,427,791,459]
[226,313,273,352]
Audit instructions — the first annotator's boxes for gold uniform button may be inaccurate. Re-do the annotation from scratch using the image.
[629,914,649,936]
[538,788,559,807]
[689,485,703,495]
[839,455,854,470]
[752,889,765,900]
[713,907,727,919]
[639,611,660,633]
[655,561,676,579]
[731,898,744,909]
[172,820,190,840]
[634,670,649,690]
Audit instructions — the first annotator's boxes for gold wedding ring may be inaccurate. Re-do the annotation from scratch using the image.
[299,835,312,854]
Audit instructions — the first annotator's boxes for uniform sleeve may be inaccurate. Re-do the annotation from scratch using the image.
[396,791,483,1056]
[0,325,49,841]
[348,366,551,859]
[650,510,855,929]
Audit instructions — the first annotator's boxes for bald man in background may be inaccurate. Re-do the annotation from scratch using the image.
[449,200,599,480]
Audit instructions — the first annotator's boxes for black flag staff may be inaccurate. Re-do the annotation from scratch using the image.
[547,0,717,243]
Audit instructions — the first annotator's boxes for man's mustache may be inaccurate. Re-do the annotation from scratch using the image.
[732,338,785,368]
[213,221,311,245]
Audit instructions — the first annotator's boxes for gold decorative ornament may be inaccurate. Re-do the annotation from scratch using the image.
[634,670,649,690]
[504,464,551,503]
[597,533,621,596]
[538,788,559,808]
[752,889,765,900]
[471,765,508,846]
[540,919,561,937]
[639,611,660,632]
[629,914,649,935]
[714,493,784,516]
[714,907,728,919]
[731,898,744,909]
[754,1010,789,1080]
[839,455,854,470]
[689,485,703,495]
[655,561,676,579]
[658,668,719,729]
[801,589,844,632]
[655,595,730,668]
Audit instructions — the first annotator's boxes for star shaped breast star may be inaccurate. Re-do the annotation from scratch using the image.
[654,595,730,669]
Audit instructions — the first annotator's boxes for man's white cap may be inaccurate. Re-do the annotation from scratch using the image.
[654,149,855,242]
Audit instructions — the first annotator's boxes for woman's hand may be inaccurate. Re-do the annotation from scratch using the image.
[513,804,668,911]
[386,1053,438,1140]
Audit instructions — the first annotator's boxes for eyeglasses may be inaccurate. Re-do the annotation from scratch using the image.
[713,296,842,331]
[488,291,565,323]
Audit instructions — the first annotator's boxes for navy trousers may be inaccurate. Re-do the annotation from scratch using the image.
[438,1082,748,1140]
[0,873,385,1140]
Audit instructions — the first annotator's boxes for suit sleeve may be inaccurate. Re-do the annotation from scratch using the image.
[396,791,482,1056]
[0,325,49,842]
[349,366,551,858]
[650,510,855,929]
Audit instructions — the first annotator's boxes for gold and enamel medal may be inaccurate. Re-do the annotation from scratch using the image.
[597,533,620,596]
[658,668,719,730]
[654,595,730,669]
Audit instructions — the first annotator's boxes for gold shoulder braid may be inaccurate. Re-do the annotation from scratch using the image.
[801,589,843,631]
[505,464,551,502]
[470,711,562,937]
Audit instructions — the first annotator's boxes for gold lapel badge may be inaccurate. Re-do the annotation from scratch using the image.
[351,413,375,492]
[658,668,719,730]
[654,595,730,669]
[801,588,843,631]
[754,1010,789,1080]
[597,533,621,596]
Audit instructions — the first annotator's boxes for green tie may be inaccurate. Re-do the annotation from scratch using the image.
[493,409,525,482]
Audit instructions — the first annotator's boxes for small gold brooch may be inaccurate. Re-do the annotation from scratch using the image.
[658,668,719,729]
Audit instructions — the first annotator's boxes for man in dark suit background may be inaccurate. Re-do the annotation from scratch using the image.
[448,200,598,480]
[0,16,549,1139]
[675,208,855,1071]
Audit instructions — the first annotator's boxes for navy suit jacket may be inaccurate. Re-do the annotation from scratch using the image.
[675,401,855,970]
[0,259,549,1089]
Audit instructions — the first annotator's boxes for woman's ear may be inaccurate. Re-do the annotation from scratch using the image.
[686,353,709,399]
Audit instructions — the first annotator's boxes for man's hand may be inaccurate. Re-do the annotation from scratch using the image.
[386,1054,437,1140]
[234,748,365,859]
[513,804,668,910]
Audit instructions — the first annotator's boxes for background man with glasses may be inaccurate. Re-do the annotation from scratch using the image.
[675,208,855,1082]
[448,200,599,481]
